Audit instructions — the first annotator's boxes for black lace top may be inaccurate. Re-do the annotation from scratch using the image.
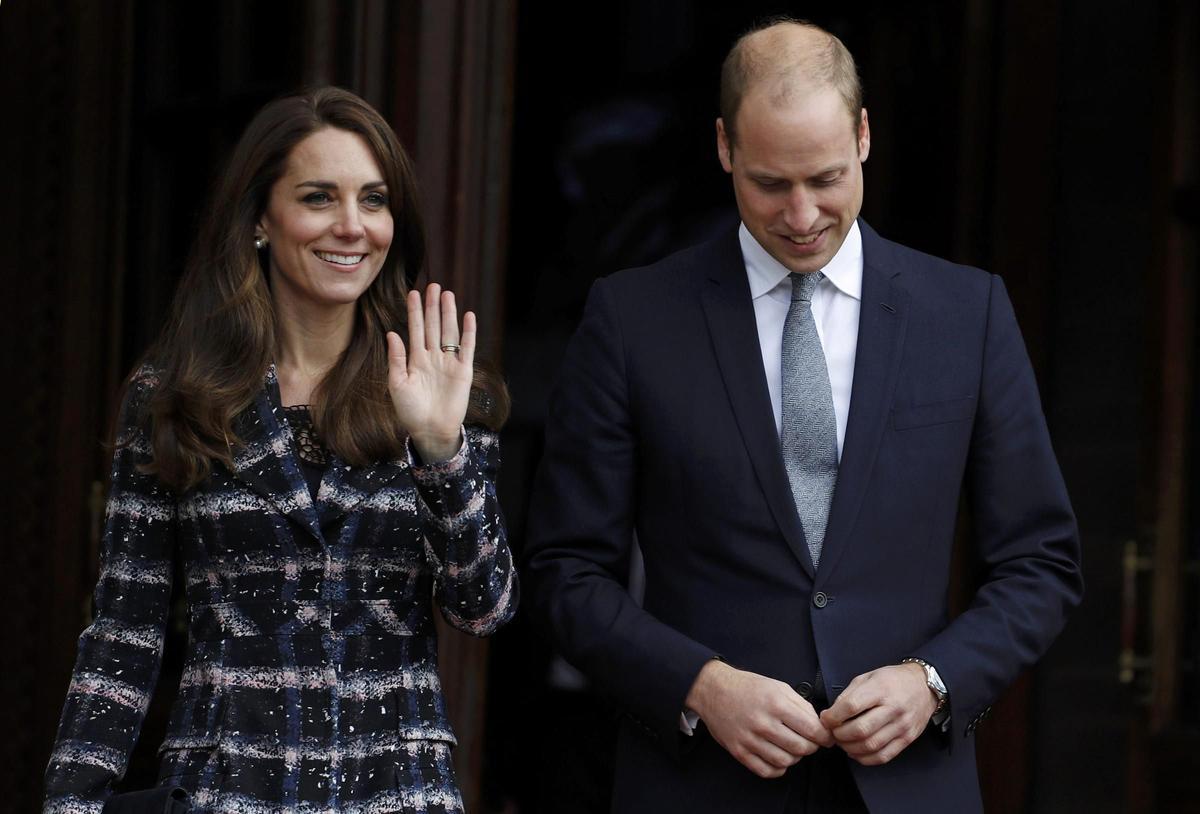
[282,404,327,499]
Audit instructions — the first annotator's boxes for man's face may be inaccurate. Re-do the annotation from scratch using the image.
[717,86,870,275]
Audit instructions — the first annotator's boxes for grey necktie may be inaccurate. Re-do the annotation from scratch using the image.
[780,271,839,568]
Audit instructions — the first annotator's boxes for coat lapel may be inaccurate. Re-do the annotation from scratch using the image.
[816,222,909,582]
[700,230,816,578]
[315,451,408,531]
[229,366,324,544]
[228,367,413,539]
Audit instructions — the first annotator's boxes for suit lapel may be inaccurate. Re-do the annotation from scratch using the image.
[816,222,909,582]
[700,230,816,578]
[229,366,324,545]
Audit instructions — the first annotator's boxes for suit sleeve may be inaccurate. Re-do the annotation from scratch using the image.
[916,275,1084,739]
[524,278,718,754]
[44,369,177,814]
[411,426,518,637]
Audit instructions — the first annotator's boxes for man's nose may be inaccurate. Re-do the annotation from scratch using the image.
[782,189,820,233]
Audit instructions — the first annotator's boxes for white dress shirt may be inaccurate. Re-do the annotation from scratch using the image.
[741,220,863,458]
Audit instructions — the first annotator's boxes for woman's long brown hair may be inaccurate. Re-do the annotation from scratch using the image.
[144,87,509,492]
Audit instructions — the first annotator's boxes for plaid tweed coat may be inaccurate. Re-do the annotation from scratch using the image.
[45,365,517,814]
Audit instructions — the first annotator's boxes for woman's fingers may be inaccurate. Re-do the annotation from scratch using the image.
[406,289,425,358]
[386,331,407,385]
[402,283,471,367]
[440,290,460,349]
[424,283,441,351]
[460,311,477,367]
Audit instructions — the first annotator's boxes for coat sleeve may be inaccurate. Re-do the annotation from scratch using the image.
[523,278,719,755]
[915,275,1084,740]
[410,426,517,637]
[44,368,178,814]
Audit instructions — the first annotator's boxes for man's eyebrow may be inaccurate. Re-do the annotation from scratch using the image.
[810,164,846,176]
[745,164,847,181]
[294,180,388,190]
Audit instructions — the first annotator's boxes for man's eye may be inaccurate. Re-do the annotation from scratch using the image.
[756,179,783,190]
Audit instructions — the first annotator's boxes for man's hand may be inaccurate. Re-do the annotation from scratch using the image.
[685,660,834,779]
[819,663,936,766]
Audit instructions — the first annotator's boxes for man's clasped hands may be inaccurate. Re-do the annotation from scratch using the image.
[684,659,939,778]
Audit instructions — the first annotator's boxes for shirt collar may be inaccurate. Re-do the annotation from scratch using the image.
[740,220,863,301]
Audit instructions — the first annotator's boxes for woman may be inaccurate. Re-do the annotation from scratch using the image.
[44,87,516,813]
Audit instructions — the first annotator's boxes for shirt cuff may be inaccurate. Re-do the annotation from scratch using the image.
[932,703,951,732]
[679,709,700,736]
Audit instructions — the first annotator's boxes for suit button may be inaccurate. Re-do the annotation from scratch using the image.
[797,681,813,699]
[813,591,828,608]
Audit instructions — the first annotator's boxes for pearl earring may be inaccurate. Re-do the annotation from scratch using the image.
[255,235,267,250]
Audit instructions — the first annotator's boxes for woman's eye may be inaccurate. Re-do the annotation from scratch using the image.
[303,191,332,204]
[364,192,388,208]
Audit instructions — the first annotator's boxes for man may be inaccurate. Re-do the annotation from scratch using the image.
[525,19,1082,813]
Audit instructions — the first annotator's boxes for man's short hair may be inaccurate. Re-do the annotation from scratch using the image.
[719,17,863,149]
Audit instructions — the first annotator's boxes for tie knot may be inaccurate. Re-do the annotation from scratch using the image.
[790,272,823,303]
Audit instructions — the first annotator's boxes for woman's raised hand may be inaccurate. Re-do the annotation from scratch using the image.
[386,283,476,462]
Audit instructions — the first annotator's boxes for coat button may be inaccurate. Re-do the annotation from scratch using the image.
[813,591,828,608]
[797,681,814,699]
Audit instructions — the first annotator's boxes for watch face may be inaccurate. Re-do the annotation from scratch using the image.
[904,658,948,699]
[928,671,947,696]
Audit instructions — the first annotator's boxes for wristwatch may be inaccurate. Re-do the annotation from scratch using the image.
[901,657,948,716]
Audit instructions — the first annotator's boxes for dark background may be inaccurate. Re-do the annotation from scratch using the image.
[2,1,1196,812]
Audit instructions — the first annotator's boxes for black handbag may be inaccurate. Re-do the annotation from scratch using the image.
[101,787,190,813]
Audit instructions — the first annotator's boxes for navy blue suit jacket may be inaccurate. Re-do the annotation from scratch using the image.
[525,221,1083,813]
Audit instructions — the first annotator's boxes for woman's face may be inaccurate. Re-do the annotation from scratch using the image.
[257,127,394,316]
